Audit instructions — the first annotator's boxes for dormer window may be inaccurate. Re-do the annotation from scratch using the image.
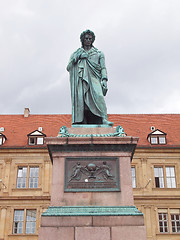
[159,136,166,144]
[29,137,36,145]
[147,129,167,145]
[27,130,46,146]
[0,133,7,145]
[151,136,158,144]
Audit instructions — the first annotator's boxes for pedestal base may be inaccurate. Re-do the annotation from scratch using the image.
[39,206,146,240]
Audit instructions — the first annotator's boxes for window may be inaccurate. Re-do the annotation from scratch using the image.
[154,166,176,188]
[151,136,158,144]
[166,167,176,188]
[29,137,36,145]
[159,136,166,144]
[26,210,36,234]
[27,130,46,146]
[147,129,167,145]
[29,167,39,188]
[158,212,169,233]
[158,209,180,234]
[13,210,24,234]
[13,209,36,234]
[0,133,6,145]
[17,167,39,189]
[17,167,27,188]
[131,167,136,188]
[37,137,44,145]
[150,135,166,145]
[171,214,180,233]
[154,167,164,188]
[29,136,44,145]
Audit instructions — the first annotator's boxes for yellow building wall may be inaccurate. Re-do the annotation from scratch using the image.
[0,149,51,240]
[133,148,180,240]
[0,147,180,240]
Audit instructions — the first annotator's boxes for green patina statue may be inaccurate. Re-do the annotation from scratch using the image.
[67,30,113,126]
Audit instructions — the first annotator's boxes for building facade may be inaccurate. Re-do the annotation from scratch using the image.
[0,111,180,240]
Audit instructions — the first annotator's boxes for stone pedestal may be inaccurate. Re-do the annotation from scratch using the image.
[39,127,147,240]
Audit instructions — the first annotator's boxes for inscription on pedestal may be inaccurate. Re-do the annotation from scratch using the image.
[64,157,120,192]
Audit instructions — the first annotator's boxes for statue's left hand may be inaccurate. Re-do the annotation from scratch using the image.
[102,79,107,89]
[101,79,108,96]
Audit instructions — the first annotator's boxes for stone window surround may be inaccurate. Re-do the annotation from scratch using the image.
[13,209,37,234]
[154,166,176,189]
[158,208,180,234]
[16,166,40,189]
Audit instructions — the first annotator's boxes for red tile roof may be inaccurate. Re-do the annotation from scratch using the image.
[0,114,179,148]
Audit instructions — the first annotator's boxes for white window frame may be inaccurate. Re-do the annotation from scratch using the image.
[171,213,180,233]
[16,166,39,189]
[0,135,6,145]
[158,209,180,234]
[29,137,36,145]
[154,166,176,188]
[29,167,39,188]
[29,137,44,145]
[151,136,158,144]
[149,135,166,145]
[154,167,165,188]
[25,210,37,234]
[131,166,136,188]
[13,210,24,234]
[17,167,27,188]
[37,137,44,145]
[159,136,166,144]
[158,212,169,233]
[13,209,36,234]
[166,166,176,188]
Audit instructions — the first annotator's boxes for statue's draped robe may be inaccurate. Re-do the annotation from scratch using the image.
[67,47,108,124]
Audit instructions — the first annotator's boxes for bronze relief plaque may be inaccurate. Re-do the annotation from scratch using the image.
[64,157,120,192]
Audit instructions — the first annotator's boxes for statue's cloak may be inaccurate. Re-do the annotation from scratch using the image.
[67,47,108,124]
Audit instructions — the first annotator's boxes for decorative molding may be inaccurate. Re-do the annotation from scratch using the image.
[58,125,126,138]
[48,144,136,153]
[0,196,50,201]
[134,195,180,200]
[141,158,147,163]
[42,206,143,216]
[44,157,50,163]
[4,158,12,164]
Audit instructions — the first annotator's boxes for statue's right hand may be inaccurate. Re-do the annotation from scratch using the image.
[80,52,88,59]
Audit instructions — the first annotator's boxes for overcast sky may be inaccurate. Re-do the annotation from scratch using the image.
[0,0,180,115]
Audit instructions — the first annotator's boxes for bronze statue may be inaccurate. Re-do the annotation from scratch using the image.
[67,30,113,126]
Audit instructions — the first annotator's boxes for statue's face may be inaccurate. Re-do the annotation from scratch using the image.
[83,34,93,47]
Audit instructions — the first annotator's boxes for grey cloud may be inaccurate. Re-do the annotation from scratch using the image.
[0,0,180,114]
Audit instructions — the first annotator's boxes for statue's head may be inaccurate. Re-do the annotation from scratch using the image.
[80,29,95,47]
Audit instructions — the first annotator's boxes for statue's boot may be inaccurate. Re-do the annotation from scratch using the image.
[102,118,114,126]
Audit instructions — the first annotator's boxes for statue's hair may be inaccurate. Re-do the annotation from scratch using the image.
[80,29,95,46]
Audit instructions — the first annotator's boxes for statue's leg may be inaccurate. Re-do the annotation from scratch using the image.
[84,104,102,124]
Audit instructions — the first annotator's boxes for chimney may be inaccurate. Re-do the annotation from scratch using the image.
[24,108,30,118]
